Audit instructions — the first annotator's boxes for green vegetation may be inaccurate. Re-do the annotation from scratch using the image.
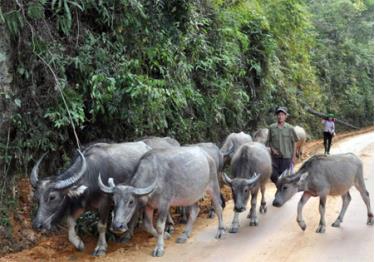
[0,0,373,223]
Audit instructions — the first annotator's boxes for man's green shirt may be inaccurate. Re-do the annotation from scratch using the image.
[266,123,298,158]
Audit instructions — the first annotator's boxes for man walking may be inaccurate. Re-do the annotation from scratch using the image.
[266,106,298,185]
[321,113,336,155]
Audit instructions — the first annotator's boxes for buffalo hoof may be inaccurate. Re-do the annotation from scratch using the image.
[316,225,326,233]
[176,235,188,243]
[249,218,259,226]
[367,216,374,225]
[229,225,239,233]
[92,247,107,257]
[215,228,225,239]
[115,232,132,243]
[259,205,267,214]
[152,246,165,257]
[298,220,307,231]
[331,220,341,228]
[73,240,85,251]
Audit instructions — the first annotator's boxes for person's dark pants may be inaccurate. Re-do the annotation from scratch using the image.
[271,157,292,185]
[323,131,333,154]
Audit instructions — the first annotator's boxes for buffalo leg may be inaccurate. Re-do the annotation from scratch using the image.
[259,184,267,214]
[152,207,169,257]
[332,192,351,227]
[93,202,111,256]
[207,179,225,238]
[143,206,158,238]
[67,215,85,251]
[248,190,259,226]
[355,182,374,225]
[229,212,240,233]
[93,221,107,256]
[143,207,171,240]
[316,196,327,233]
[176,204,200,243]
[178,207,188,224]
[166,212,175,234]
[296,192,311,231]
[207,200,215,219]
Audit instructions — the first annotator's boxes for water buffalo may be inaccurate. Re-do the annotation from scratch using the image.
[294,126,307,159]
[139,136,180,230]
[272,153,374,233]
[185,142,225,219]
[99,146,225,257]
[220,132,253,162]
[253,128,269,145]
[222,142,272,233]
[30,142,151,256]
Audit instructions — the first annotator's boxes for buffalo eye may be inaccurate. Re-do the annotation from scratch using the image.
[129,200,134,205]
[48,193,56,202]
[244,188,249,193]
[282,186,288,191]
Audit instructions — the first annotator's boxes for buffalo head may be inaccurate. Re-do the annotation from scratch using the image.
[30,150,87,231]
[222,172,260,212]
[98,174,156,234]
[272,169,308,207]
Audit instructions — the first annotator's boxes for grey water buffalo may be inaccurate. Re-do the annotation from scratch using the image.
[272,153,374,233]
[185,142,225,219]
[140,136,180,149]
[294,126,307,158]
[222,142,272,233]
[139,136,180,230]
[99,146,225,257]
[30,142,151,256]
[220,132,253,163]
[253,128,269,145]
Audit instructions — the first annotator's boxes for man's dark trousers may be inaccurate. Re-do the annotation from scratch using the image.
[271,156,291,184]
[323,131,333,154]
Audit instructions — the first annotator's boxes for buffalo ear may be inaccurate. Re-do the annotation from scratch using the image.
[297,172,309,188]
[67,185,88,198]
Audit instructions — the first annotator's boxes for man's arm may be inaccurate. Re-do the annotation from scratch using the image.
[291,142,297,164]
[291,128,298,163]
[267,128,280,156]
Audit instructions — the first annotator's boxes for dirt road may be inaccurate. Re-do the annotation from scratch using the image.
[1,132,374,261]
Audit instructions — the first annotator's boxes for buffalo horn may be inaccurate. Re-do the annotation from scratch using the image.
[278,169,290,180]
[222,172,232,186]
[245,172,260,186]
[132,179,157,196]
[98,174,115,194]
[54,150,87,189]
[30,152,47,187]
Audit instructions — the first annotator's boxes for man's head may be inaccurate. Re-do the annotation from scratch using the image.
[275,106,288,124]
[327,113,334,120]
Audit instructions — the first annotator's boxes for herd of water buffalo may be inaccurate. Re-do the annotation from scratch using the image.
[29,127,373,257]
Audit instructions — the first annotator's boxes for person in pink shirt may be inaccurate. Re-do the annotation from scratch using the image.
[321,113,336,155]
